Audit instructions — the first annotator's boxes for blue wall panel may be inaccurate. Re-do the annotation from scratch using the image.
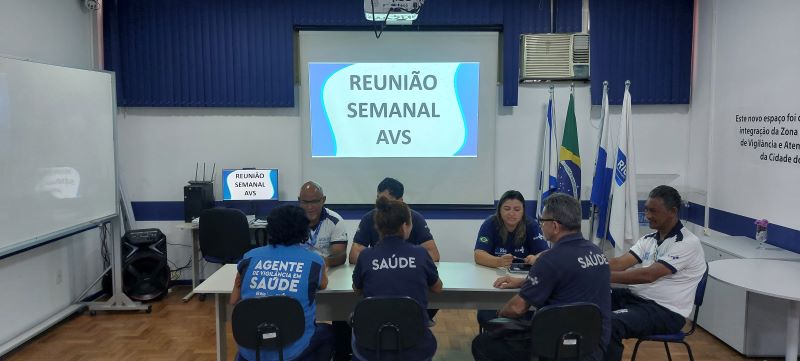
[555,0,583,33]
[107,0,294,107]
[105,0,584,107]
[589,0,694,105]
[107,0,692,107]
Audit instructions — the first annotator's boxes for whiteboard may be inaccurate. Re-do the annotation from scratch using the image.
[0,57,117,257]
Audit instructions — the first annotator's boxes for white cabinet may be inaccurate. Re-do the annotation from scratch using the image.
[699,275,747,352]
[698,236,800,356]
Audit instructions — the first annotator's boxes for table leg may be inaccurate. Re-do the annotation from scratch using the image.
[787,301,799,361]
[183,230,201,302]
[216,293,229,361]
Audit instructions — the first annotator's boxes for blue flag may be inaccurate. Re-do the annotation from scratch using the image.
[590,84,613,239]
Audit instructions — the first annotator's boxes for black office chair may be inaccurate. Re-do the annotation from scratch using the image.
[231,296,305,361]
[198,207,253,264]
[529,302,603,361]
[630,263,709,361]
[350,296,429,361]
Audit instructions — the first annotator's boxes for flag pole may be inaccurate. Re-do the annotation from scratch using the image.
[537,85,556,217]
[589,81,609,243]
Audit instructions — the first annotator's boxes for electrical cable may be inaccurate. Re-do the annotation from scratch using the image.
[371,0,391,39]
[100,223,110,270]
[370,0,426,39]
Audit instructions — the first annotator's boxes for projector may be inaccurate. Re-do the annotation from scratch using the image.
[84,0,100,11]
[364,0,424,24]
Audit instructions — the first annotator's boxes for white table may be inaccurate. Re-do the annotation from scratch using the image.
[699,236,800,356]
[194,261,517,361]
[701,235,800,261]
[176,222,266,302]
[709,259,800,361]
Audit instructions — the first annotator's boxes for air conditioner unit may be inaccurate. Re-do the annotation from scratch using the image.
[520,33,589,81]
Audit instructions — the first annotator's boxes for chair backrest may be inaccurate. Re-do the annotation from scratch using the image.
[351,296,426,352]
[198,207,253,264]
[685,262,710,335]
[529,302,603,360]
[231,296,305,350]
[694,263,710,307]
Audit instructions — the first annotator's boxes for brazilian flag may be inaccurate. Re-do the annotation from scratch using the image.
[557,93,581,199]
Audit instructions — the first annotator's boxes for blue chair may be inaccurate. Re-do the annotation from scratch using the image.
[530,302,603,361]
[630,263,709,361]
[350,296,430,361]
[198,207,253,264]
[231,296,305,361]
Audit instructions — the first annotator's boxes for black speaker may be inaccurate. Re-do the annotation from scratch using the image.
[120,229,170,302]
[184,181,215,222]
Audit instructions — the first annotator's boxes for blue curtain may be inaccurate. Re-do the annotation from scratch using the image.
[590,0,694,105]
[106,0,294,107]
[103,0,583,107]
[555,0,583,33]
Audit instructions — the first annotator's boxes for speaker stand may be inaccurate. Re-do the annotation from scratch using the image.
[86,214,150,314]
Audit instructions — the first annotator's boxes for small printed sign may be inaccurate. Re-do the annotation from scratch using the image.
[222,169,278,200]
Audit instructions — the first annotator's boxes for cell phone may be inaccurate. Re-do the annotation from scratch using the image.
[508,263,532,274]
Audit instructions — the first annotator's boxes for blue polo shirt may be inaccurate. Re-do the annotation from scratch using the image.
[353,209,433,247]
[474,216,549,259]
[236,244,324,361]
[518,233,611,358]
[352,235,439,360]
[352,235,439,320]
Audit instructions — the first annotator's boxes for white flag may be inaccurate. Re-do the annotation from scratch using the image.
[607,83,638,255]
[537,91,559,217]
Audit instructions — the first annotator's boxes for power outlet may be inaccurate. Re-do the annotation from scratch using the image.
[56,269,63,285]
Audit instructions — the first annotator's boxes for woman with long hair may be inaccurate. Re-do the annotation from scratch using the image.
[473,190,549,325]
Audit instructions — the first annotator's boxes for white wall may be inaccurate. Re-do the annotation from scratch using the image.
[686,0,713,210]
[0,0,101,347]
[686,0,800,254]
[705,0,800,234]
[119,82,691,276]
[0,0,96,69]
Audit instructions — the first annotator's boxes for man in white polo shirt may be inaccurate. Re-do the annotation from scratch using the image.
[298,181,348,267]
[297,181,352,361]
[604,185,706,361]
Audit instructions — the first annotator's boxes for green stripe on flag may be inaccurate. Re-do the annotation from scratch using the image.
[560,93,580,166]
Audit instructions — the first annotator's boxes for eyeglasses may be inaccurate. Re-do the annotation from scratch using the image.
[537,217,559,225]
[298,198,324,205]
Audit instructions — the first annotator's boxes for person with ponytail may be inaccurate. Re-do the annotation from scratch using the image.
[351,196,443,361]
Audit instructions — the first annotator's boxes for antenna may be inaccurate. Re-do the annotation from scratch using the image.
[194,162,199,182]
[210,163,216,182]
[202,163,207,181]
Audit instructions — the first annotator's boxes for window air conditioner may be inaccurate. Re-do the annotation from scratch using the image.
[520,33,590,81]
